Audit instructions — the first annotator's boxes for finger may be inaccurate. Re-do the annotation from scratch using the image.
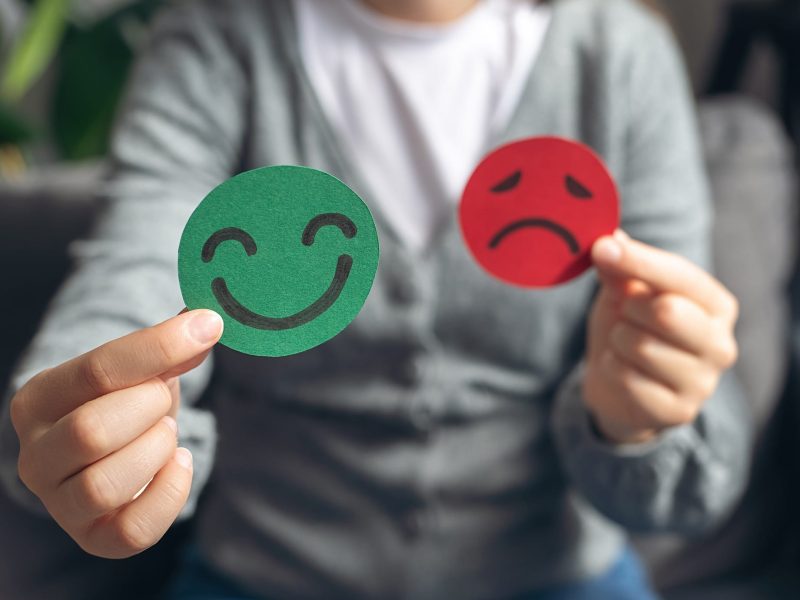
[588,276,652,362]
[83,448,192,559]
[600,351,698,430]
[609,322,718,400]
[597,266,653,304]
[58,416,178,524]
[592,232,737,319]
[620,293,738,368]
[164,376,181,419]
[26,310,222,423]
[9,308,196,439]
[26,379,174,486]
[159,348,212,383]
[587,286,622,360]
[157,348,211,419]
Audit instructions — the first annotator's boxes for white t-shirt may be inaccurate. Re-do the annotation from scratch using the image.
[294,0,551,250]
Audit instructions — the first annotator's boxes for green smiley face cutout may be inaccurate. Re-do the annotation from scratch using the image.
[178,166,380,357]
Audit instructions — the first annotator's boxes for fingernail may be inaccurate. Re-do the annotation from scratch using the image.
[594,238,622,263]
[614,229,630,241]
[175,447,193,470]
[162,415,178,434]
[187,310,223,344]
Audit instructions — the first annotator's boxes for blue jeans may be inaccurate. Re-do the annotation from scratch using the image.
[165,546,659,600]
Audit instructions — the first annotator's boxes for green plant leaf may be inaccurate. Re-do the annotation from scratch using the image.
[52,0,162,160]
[1,0,69,101]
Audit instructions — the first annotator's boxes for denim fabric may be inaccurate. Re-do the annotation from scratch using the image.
[165,546,659,600]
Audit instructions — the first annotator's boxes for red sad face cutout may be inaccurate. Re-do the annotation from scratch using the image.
[459,137,620,288]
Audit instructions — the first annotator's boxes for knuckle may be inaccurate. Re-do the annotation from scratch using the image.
[611,324,649,361]
[74,537,107,559]
[628,329,651,360]
[683,370,718,403]
[114,513,158,554]
[9,392,28,432]
[616,368,640,398]
[155,420,178,450]
[716,337,739,369]
[145,378,174,412]
[76,467,119,515]
[695,371,720,400]
[9,371,50,431]
[652,295,682,330]
[68,408,109,458]
[16,449,36,490]
[153,424,176,451]
[82,354,116,396]
[671,401,700,426]
[724,292,740,323]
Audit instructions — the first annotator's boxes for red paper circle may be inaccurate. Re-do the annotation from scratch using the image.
[459,136,620,288]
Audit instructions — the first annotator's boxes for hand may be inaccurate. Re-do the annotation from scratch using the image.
[10,310,223,558]
[584,231,739,445]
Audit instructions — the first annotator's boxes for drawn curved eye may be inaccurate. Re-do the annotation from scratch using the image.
[302,213,357,246]
[491,170,522,193]
[202,227,257,262]
[565,175,592,199]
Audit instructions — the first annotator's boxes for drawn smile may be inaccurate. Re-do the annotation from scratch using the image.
[201,213,357,330]
[489,218,580,255]
[210,255,353,330]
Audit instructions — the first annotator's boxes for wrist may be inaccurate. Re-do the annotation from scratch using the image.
[583,365,661,446]
[587,408,659,446]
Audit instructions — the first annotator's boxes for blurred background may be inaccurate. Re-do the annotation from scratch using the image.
[0,0,796,171]
[1,0,800,598]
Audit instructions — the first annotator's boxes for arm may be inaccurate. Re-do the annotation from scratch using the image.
[552,10,753,534]
[0,1,245,518]
[554,244,750,534]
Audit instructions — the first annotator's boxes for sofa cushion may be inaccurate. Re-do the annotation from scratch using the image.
[635,96,799,595]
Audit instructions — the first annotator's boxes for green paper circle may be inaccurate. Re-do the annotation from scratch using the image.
[178,166,380,357]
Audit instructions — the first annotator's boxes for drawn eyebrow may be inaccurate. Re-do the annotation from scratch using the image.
[491,170,522,193]
[202,227,257,262]
[302,213,357,246]
[565,175,593,199]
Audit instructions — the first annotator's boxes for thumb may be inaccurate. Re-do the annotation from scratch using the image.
[157,308,219,381]
[158,308,214,419]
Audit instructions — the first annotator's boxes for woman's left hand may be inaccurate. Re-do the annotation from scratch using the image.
[583,230,739,445]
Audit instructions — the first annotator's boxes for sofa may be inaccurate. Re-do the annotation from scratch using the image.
[0,96,798,599]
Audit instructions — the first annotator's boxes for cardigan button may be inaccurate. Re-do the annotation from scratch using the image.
[387,280,417,305]
[409,359,423,380]
[401,356,425,385]
[402,509,431,538]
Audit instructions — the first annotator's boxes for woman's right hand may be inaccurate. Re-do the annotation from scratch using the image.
[9,309,223,558]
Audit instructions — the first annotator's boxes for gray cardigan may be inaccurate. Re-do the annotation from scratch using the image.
[0,0,752,597]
